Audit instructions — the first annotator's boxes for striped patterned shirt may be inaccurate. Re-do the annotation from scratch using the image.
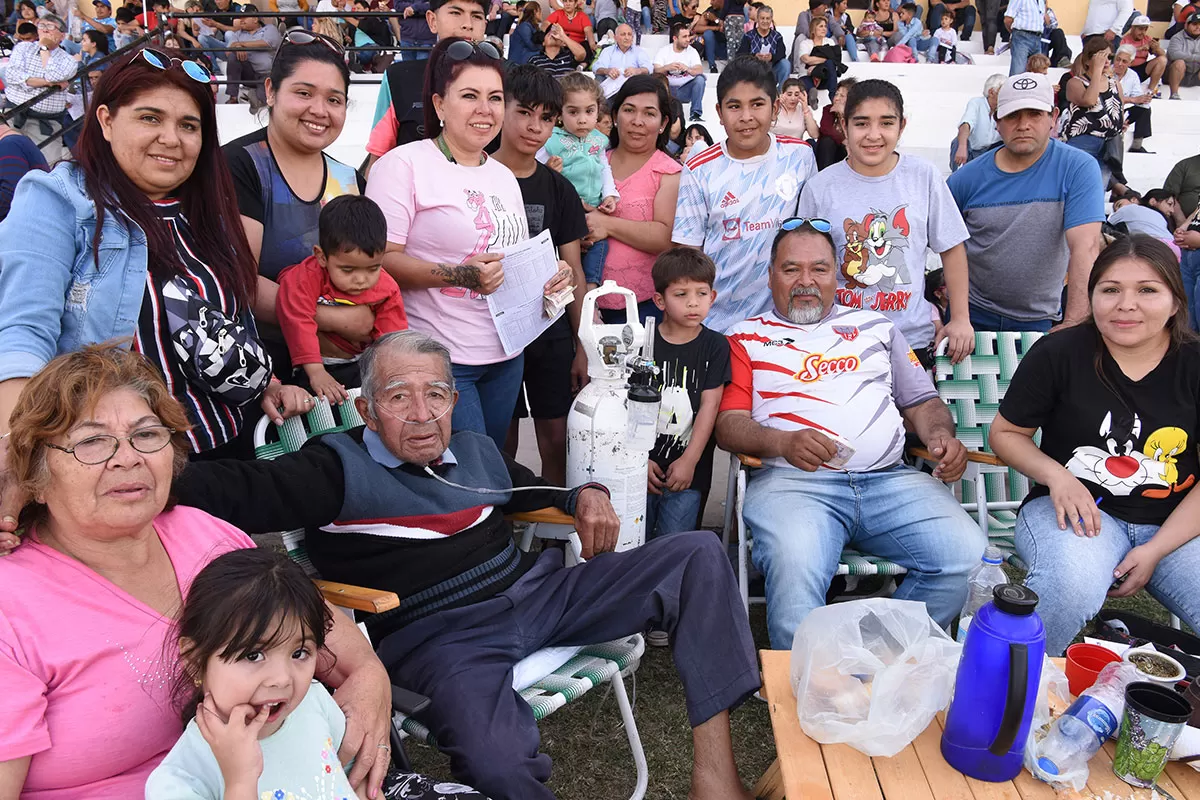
[132,200,265,454]
[720,307,938,472]
[1006,0,1046,34]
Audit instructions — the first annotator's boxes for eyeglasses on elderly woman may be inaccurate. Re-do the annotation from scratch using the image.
[46,425,177,465]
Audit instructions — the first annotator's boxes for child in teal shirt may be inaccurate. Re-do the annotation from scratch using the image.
[538,73,619,287]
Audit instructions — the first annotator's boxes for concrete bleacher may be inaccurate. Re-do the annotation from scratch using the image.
[213,27,1199,193]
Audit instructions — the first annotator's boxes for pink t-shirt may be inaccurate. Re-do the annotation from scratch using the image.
[366,138,530,365]
[0,506,253,799]
[598,149,681,310]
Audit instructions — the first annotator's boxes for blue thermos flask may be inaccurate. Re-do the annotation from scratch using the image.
[942,584,1045,782]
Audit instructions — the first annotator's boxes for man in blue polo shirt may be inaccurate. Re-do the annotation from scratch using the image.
[947,72,1104,333]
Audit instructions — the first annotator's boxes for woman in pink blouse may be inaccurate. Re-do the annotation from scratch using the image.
[585,75,682,324]
[0,346,393,799]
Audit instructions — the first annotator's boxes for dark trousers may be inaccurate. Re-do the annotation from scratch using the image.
[1127,104,1152,139]
[224,58,267,105]
[977,0,1000,49]
[1043,27,1071,64]
[815,134,846,170]
[929,3,976,39]
[375,533,760,800]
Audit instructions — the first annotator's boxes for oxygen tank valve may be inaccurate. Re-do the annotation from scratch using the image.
[625,357,661,452]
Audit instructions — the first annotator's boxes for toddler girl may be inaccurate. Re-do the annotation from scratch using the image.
[146,548,483,800]
[539,72,619,288]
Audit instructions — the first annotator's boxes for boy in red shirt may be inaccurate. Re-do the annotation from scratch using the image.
[276,195,407,403]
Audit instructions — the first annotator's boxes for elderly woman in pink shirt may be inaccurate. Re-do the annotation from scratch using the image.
[584,75,682,324]
[0,346,393,799]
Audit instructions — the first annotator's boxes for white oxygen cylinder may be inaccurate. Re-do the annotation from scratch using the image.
[566,281,650,551]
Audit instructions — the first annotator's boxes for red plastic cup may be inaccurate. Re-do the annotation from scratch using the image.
[1066,643,1123,697]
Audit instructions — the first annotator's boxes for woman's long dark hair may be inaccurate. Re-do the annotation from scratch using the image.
[1085,235,1196,396]
[169,548,334,724]
[422,37,505,141]
[608,74,673,153]
[74,50,257,307]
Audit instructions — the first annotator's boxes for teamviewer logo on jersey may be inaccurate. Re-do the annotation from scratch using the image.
[720,191,740,209]
[722,218,742,241]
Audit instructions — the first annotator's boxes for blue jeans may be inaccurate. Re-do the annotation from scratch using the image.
[929,3,976,38]
[949,137,990,172]
[1008,28,1041,75]
[646,487,702,539]
[1016,496,1200,656]
[772,57,791,90]
[450,354,525,450]
[1180,248,1200,330]
[699,29,726,67]
[744,463,986,649]
[400,41,431,60]
[199,33,228,63]
[843,31,860,61]
[582,239,608,285]
[1065,133,1111,189]
[670,74,706,116]
[641,4,651,31]
[968,305,1053,332]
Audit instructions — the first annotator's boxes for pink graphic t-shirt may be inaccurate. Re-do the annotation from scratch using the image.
[367,138,530,365]
[598,149,682,310]
[0,506,253,799]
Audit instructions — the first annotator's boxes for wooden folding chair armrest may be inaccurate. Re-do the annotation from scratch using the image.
[907,446,1009,468]
[508,507,575,525]
[737,453,763,468]
[315,580,400,614]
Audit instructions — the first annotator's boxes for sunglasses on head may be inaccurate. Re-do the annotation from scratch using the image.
[282,29,345,55]
[445,38,501,61]
[136,47,213,83]
[780,217,833,234]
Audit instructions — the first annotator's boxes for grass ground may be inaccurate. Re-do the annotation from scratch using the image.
[400,553,1181,800]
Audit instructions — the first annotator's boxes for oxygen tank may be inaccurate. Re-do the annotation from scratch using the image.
[566,281,659,551]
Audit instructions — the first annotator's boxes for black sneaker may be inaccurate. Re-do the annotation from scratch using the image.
[690,110,703,121]
[709,63,718,73]
[1128,145,1154,154]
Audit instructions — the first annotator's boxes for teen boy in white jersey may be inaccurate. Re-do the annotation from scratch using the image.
[671,55,819,333]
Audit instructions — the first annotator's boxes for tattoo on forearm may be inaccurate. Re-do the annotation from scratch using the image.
[433,262,482,291]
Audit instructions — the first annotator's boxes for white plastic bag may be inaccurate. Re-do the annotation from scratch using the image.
[1022,657,1087,790]
[790,598,962,757]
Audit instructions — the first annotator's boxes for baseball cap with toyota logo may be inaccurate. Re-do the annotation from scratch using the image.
[1131,14,1151,25]
[996,72,1054,119]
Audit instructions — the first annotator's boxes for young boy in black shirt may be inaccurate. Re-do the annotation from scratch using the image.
[494,64,589,485]
[647,247,731,539]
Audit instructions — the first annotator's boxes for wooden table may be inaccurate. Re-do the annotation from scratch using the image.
[756,649,1200,800]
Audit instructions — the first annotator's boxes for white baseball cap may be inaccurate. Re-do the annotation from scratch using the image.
[996,72,1054,119]
[1131,14,1152,25]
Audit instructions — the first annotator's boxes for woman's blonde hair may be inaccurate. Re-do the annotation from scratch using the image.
[9,344,192,523]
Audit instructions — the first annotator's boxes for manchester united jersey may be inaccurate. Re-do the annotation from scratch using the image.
[672,134,818,334]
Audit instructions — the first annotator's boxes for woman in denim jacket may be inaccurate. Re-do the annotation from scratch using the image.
[0,49,312,464]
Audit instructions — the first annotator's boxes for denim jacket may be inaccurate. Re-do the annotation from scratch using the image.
[0,161,148,382]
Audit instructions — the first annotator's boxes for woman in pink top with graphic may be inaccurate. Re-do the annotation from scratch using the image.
[585,75,682,324]
[366,38,572,448]
[0,346,394,799]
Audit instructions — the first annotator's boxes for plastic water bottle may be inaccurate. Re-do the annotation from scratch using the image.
[1035,661,1141,778]
[957,546,1007,643]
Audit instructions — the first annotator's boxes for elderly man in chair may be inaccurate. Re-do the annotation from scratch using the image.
[173,330,760,800]
[715,220,987,651]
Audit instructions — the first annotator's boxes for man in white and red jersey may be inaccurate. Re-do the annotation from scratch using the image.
[672,56,818,334]
[715,220,985,649]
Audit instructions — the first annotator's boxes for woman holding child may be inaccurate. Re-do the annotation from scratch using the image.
[0,48,309,460]
[0,346,394,798]
[223,33,370,374]
[367,38,572,448]
[587,74,682,324]
[990,236,1200,656]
